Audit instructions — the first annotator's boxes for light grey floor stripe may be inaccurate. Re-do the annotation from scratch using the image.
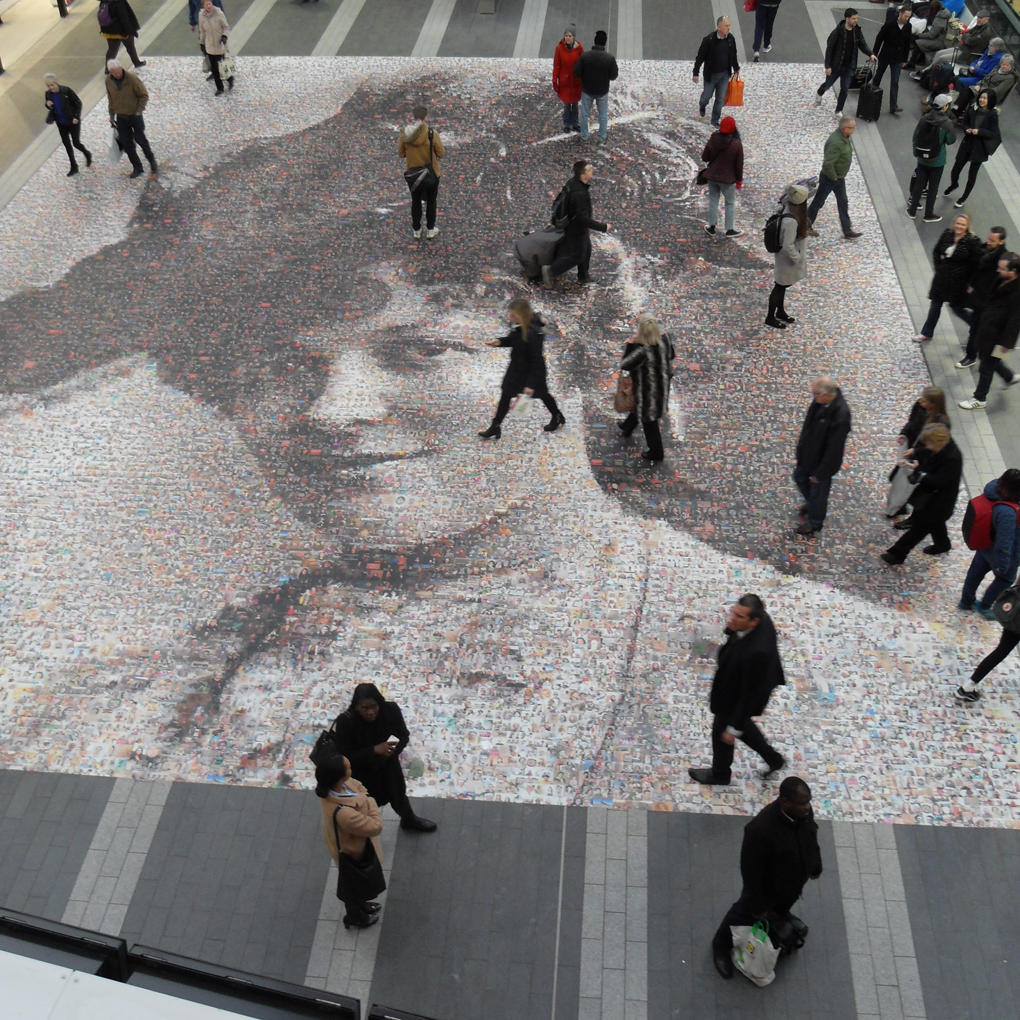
[411,0,458,58]
[62,778,170,936]
[513,0,549,58]
[549,805,568,1020]
[310,0,368,57]
[578,808,648,1020]
[713,0,748,65]
[616,0,643,61]
[980,148,1020,244]
[834,822,927,1020]
[304,804,400,1001]
[229,0,278,54]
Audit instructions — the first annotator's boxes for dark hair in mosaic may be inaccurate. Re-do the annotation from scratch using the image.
[314,754,349,798]
[779,776,811,801]
[997,469,1020,503]
[736,593,765,621]
[348,683,387,713]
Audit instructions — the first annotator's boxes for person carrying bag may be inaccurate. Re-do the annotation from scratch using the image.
[399,104,444,240]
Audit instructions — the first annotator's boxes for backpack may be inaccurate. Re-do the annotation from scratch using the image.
[550,184,572,229]
[913,117,943,160]
[763,207,791,254]
[961,494,1020,550]
[993,585,1020,633]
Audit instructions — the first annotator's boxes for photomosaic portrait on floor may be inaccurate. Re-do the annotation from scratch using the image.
[0,61,1010,826]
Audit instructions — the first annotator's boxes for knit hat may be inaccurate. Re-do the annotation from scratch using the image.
[564,24,576,35]
[844,7,858,17]
[933,93,953,108]
[719,116,737,134]
[786,184,809,205]
[594,30,608,45]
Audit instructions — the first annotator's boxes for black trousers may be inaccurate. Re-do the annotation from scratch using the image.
[492,387,560,425]
[411,179,439,230]
[767,283,789,319]
[949,155,982,203]
[886,517,950,560]
[57,122,89,169]
[105,36,142,66]
[972,628,1020,684]
[712,891,801,952]
[549,234,592,281]
[353,755,416,821]
[908,164,943,219]
[621,412,664,460]
[116,113,156,172]
[711,714,783,780]
[208,52,224,91]
[974,352,1015,400]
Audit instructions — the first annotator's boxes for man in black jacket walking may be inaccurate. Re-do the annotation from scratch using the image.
[794,376,852,535]
[543,160,611,286]
[44,73,93,177]
[710,777,823,979]
[960,252,1020,410]
[573,30,618,144]
[815,9,876,115]
[688,594,786,787]
[958,225,1007,367]
[873,5,913,114]
[693,16,740,129]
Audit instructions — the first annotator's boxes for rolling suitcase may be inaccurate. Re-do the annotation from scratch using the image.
[856,80,882,121]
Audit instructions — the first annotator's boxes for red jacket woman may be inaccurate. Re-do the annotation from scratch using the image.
[553,29,584,131]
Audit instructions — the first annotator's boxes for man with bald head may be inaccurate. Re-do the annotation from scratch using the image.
[794,377,852,536]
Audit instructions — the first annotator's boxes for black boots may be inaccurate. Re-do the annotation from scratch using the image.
[400,814,437,832]
[478,423,501,440]
[543,410,566,432]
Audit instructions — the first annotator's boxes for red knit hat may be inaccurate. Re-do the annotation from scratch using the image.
[720,116,737,134]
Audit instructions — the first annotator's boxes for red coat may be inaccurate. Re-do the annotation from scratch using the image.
[553,41,584,103]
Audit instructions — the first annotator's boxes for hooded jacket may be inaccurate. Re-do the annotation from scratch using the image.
[796,390,852,480]
[398,121,445,177]
[913,109,956,167]
[702,131,744,185]
[572,44,619,97]
[978,479,1020,580]
[974,275,1020,356]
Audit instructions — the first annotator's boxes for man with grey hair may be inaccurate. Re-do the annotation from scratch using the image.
[794,377,852,536]
[806,116,862,239]
[693,15,740,129]
[44,73,91,177]
[106,58,157,179]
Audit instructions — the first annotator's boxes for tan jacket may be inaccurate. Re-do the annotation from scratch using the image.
[319,778,384,865]
[106,70,148,117]
[198,7,230,56]
[398,121,445,177]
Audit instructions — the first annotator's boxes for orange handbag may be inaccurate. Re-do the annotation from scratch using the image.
[614,374,634,413]
[724,76,744,107]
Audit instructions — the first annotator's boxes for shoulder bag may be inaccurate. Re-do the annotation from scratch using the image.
[332,806,387,904]
[614,373,635,413]
[403,128,438,193]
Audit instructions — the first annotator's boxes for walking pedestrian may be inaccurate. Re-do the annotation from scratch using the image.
[793,376,852,536]
[887,386,950,519]
[814,9,876,116]
[766,183,810,329]
[916,213,980,342]
[542,160,610,286]
[315,754,386,930]
[956,612,1020,702]
[553,27,583,133]
[188,0,224,80]
[398,105,444,240]
[873,5,913,114]
[752,0,782,63]
[478,298,565,440]
[710,777,822,979]
[572,30,618,144]
[332,683,437,832]
[959,252,1020,410]
[106,59,157,179]
[701,116,743,238]
[880,424,962,563]
[98,0,145,71]
[617,314,675,463]
[43,74,92,177]
[693,16,740,129]
[958,469,1020,615]
[197,0,232,95]
[956,225,1007,368]
[906,93,957,223]
[943,90,1000,208]
[806,116,862,240]
[688,594,787,788]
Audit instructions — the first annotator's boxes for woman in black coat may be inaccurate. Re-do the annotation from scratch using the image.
[99,0,145,70]
[882,424,962,564]
[331,683,436,832]
[479,297,565,440]
[944,90,1000,207]
[917,213,981,342]
[618,314,675,463]
[888,386,950,519]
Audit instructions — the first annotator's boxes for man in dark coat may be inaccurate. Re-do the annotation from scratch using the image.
[873,5,913,114]
[814,9,876,115]
[959,252,1020,409]
[711,777,823,979]
[44,74,92,177]
[543,160,610,286]
[958,225,1007,367]
[794,376,852,535]
[688,594,786,787]
[693,15,740,129]
[331,683,437,832]
[572,29,618,144]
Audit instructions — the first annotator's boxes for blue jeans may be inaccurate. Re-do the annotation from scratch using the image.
[961,550,1012,609]
[794,466,833,528]
[817,64,855,112]
[562,101,579,130]
[707,181,736,232]
[753,4,780,52]
[699,72,729,127]
[580,92,608,141]
[920,299,973,340]
[807,172,852,235]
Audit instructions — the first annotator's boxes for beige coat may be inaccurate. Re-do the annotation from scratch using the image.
[398,121,445,177]
[198,6,230,55]
[318,777,384,866]
[106,69,148,117]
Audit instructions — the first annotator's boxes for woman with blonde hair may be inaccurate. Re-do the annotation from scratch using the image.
[887,385,950,520]
[617,314,676,463]
[479,297,564,440]
[916,212,981,342]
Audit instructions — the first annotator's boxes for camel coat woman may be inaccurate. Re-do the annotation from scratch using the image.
[198,4,232,93]
[319,776,384,865]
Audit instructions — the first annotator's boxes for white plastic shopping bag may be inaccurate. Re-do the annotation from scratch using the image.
[510,394,534,417]
[107,125,123,166]
[731,921,780,987]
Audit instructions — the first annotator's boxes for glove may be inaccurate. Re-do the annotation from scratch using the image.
[220,35,227,43]
[735,181,742,190]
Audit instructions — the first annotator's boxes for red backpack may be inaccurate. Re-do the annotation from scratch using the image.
[962,494,1020,550]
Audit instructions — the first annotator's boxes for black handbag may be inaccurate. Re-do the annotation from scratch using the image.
[332,806,387,904]
[695,167,708,186]
[403,128,438,193]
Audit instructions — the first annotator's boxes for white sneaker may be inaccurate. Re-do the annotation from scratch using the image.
[413,229,421,239]
[914,334,930,343]
[753,52,760,62]
[955,357,976,368]
[959,398,987,409]
[1008,375,1020,386]
[427,227,439,239]
[814,93,823,107]
[763,44,772,53]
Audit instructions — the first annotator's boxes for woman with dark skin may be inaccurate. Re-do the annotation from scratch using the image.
[332,683,437,832]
